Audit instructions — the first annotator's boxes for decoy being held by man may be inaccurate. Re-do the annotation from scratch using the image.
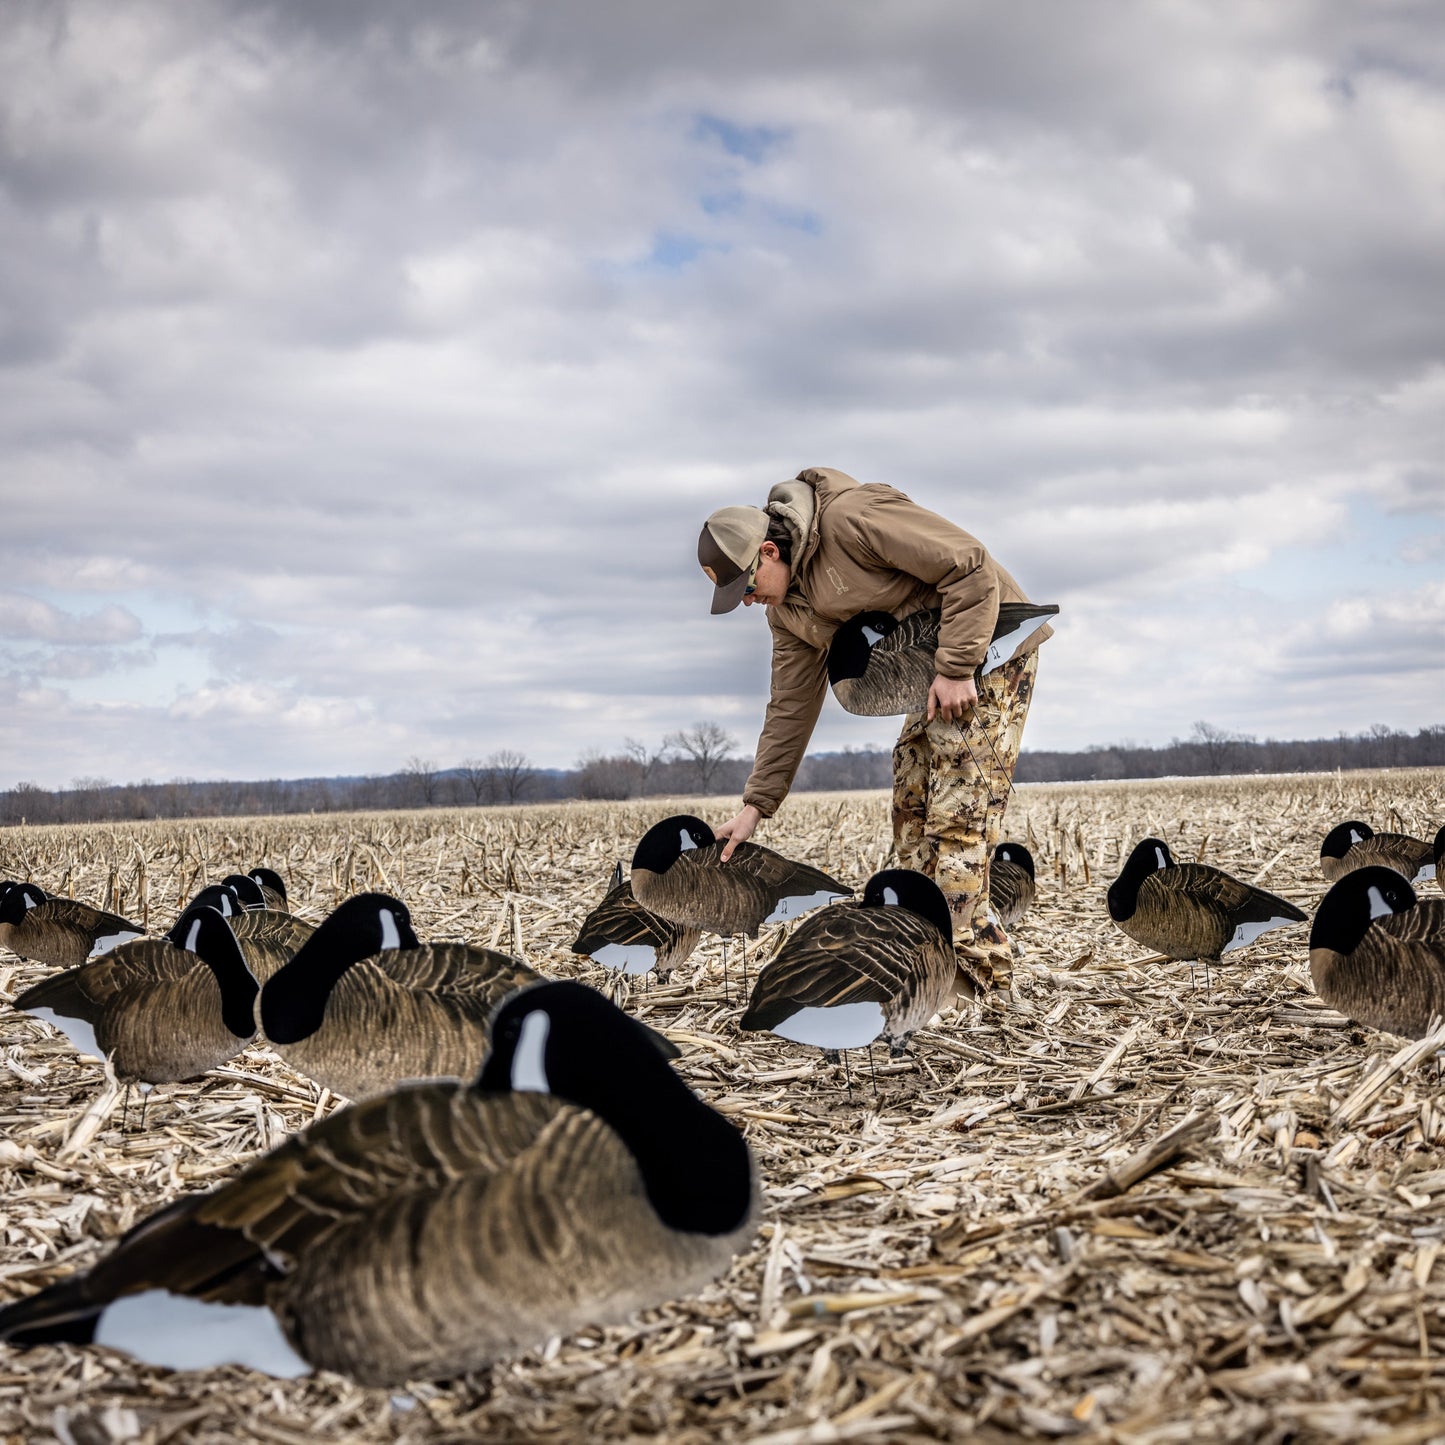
[0,982,759,1386]
[1319,821,1436,886]
[216,875,316,982]
[1107,837,1307,991]
[1308,867,1445,1039]
[9,903,258,1087]
[988,843,1036,934]
[572,862,701,977]
[0,882,144,969]
[630,815,850,998]
[740,869,960,1081]
[258,892,677,1100]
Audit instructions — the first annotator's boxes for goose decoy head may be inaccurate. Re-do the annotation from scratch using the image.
[220,874,268,909]
[1310,866,1418,955]
[826,610,898,685]
[861,868,953,946]
[994,843,1035,880]
[182,884,243,919]
[165,903,259,1038]
[632,816,716,874]
[0,882,46,925]
[1107,838,1175,922]
[1321,821,1373,861]
[248,868,288,903]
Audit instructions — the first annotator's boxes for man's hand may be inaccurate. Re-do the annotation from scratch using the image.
[715,805,762,862]
[926,673,978,724]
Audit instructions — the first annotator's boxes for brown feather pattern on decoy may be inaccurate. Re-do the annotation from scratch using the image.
[988,845,1035,931]
[0,884,143,968]
[1319,821,1434,885]
[571,878,701,974]
[228,910,316,983]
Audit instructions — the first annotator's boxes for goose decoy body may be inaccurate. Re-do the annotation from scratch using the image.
[0,981,759,1385]
[10,904,258,1086]
[0,882,144,968]
[247,867,290,913]
[1320,821,1436,885]
[572,862,701,976]
[258,892,677,1099]
[630,816,849,938]
[989,843,1036,931]
[826,602,1059,715]
[1309,867,1445,1039]
[217,875,315,982]
[1106,838,1307,987]
[740,869,959,1055]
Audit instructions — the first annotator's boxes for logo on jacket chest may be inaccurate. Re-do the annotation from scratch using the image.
[824,566,849,595]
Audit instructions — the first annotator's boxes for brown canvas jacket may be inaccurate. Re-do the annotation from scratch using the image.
[742,467,1050,817]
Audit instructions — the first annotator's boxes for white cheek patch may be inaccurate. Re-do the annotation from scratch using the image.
[184,918,203,954]
[87,929,143,959]
[95,1291,311,1377]
[379,910,402,951]
[29,1007,103,1061]
[982,615,1050,673]
[1225,915,1299,953]
[772,1002,885,1050]
[22,893,39,911]
[765,889,842,924]
[1155,848,1168,870]
[679,830,698,852]
[1366,885,1394,921]
[511,1010,551,1093]
[882,887,900,907]
[591,942,658,975]
[861,625,885,646]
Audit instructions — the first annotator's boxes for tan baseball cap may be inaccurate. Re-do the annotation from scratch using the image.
[698,505,770,614]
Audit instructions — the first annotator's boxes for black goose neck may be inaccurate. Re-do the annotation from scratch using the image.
[182,910,258,1037]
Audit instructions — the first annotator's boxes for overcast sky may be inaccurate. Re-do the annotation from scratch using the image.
[1,0,1441,791]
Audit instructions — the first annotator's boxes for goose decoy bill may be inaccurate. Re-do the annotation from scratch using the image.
[1320,821,1435,885]
[0,882,144,968]
[571,864,701,976]
[0,981,758,1385]
[9,904,258,1086]
[1309,867,1445,1040]
[1107,837,1307,990]
[740,869,956,1057]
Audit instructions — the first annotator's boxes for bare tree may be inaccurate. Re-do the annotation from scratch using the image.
[402,756,439,806]
[623,736,667,796]
[574,750,633,800]
[488,749,535,805]
[663,722,738,793]
[456,757,496,805]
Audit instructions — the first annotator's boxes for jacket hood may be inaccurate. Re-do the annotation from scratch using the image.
[765,468,860,574]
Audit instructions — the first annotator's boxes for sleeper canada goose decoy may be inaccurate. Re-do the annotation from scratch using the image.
[739,868,960,1068]
[9,904,258,1086]
[630,816,850,997]
[1320,821,1436,885]
[0,981,759,1385]
[0,882,144,968]
[258,892,677,1100]
[217,875,316,982]
[1106,837,1307,990]
[247,867,290,913]
[826,602,1059,716]
[571,862,701,977]
[1309,867,1445,1039]
[989,843,1036,932]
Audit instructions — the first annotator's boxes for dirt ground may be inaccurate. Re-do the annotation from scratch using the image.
[0,768,1442,1444]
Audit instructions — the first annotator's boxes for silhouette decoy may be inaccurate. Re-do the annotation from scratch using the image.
[1320,821,1435,885]
[0,882,143,968]
[572,862,701,977]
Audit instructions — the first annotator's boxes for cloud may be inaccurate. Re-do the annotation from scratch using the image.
[0,592,143,645]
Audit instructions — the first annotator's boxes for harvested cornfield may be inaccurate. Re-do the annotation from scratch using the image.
[0,768,1442,1444]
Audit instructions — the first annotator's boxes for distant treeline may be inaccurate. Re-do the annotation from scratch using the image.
[2,721,1440,826]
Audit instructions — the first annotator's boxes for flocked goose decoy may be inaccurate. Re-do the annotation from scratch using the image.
[1308,867,1445,1039]
[1106,837,1307,990]
[10,904,258,1086]
[826,602,1059,716]
[740,869,960,1065]
[247,867,290,913]
[572,862,701,977]
[1320,821,1436,886]
[0,882,144,968]
[258,892,677,1099]
[989,843,1036,932]
[217,875,315,982]
[0,982,759,1385]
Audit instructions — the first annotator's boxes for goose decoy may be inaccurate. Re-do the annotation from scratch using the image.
[826,602,1059,715]
[1436,825,1445,895]
[1309,867,1445,1039]
[571,863,701,977]
[739,869,959,1065]
[0,981,759,1385]
[0,882,144,968]
[989,843,1036,932]
[1106,837,1307,990]
[258,892,676,1099]
[1320,821,1435,885]
[217,875,315,982]
[9,904,258,1086]
[247,867,290,913]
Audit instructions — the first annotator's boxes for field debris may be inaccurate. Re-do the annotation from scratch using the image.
[0,767,1441,1442]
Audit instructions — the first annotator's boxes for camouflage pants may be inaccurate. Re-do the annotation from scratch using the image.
[892,649,1038,963]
